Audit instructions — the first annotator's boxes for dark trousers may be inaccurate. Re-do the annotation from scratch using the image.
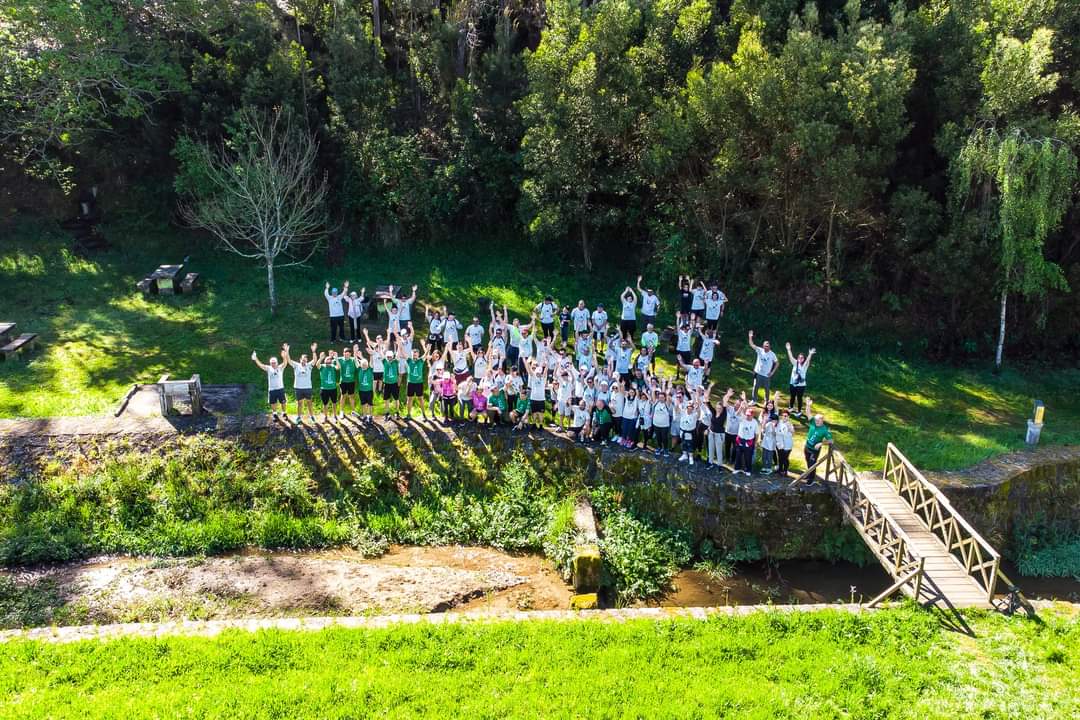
[593,422,612,442]
[348,316,361,341]
[804,445,820,480]
[789,385,805,413]
[777,448,791,475]
[724,432,737,463]
[735,439,755,473]
[653,426,669,451]
[330,315,345,342]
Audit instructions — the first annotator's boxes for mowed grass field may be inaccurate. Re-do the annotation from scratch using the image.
[1,218,1079,470]
[1,607,1078,719]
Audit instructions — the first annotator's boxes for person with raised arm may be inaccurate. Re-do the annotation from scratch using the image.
[316,350,340,423]
[282,343,316,424]
[345,287,367,342]
[785,342,816,415]
[356,349,375,422]
[707,387,734,467]
[325,281,349,343]
[251,348,287,421]
[362,328,385,396]
[677,275,693,318]
[703,285,727,331]
[733,405,760,476]
[637,276,661,331]
[393,284,418,325]
[405,340,431,421]
[618,286,638,340]
[747,330,779,404]
[690,279,707,320]
[336,346,359,418]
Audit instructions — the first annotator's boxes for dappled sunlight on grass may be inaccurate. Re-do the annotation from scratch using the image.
[2,219,1079,470]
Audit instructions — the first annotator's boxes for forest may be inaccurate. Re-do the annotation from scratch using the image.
[2,0,1079,361]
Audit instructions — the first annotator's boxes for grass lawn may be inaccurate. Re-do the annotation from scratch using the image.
[1,218,1078,470]
[0,607,1077,718]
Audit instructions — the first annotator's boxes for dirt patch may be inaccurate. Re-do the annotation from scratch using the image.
[1,546,572,628]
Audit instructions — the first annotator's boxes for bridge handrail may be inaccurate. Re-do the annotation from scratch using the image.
[794,447,925,600]
[883,443,1001,601]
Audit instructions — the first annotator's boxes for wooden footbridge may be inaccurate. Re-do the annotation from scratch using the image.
[795,443,1024,611]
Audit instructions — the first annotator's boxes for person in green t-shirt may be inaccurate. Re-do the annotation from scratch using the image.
[356,356,375,422]
[802,398,833,483]
[405,342,430,421]
[336,348,359,418]
[318,352,340,423]
[382,350,402,418]
[487,388,507,425]
[510,389,530,429]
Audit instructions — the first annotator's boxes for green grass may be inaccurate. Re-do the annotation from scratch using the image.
[2,218,1079,470]
[0,607,1077,718]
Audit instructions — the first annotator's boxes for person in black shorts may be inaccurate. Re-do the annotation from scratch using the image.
[677,275,693,316]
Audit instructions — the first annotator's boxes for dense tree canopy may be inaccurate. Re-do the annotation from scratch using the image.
[1,0,1078,360]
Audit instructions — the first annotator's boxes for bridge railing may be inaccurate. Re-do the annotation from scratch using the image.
[793,446,925,606]
[882,443,1000,602]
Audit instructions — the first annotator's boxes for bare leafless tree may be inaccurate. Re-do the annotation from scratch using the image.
[178,106,329,313]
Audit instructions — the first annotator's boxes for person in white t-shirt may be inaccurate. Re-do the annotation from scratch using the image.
[636,276,661,329]
[703,288,727,331]
[345,288,367,342]
[774,410,795,476]
[282,342,316,423]
[534,296,559,340]
[571,300,591,337]
[390,284,418,323]
[465,316,485,353]
[524,358,548,429]
[324,281,349,342]
[748,330,779,404]
[678,355,707,390]
[690,280,707,319]
[251,348,287,421]
[571,398,591,442]
[734,407,760,476]
[640,324,659,370]
[591,304,609,352]
[619,287,637,339]
[698,328,720,371]
[784,342,816,415]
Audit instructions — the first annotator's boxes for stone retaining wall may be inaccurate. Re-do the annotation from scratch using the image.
[928,445,1080,555]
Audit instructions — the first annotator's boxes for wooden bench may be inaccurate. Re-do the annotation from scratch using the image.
[157,373,204,416]
[0,323,15,343]
[137,276,155,295]
[180,272,200,294]
[0,333,39,361]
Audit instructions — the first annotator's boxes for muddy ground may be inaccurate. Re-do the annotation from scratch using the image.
[1,546,573,628]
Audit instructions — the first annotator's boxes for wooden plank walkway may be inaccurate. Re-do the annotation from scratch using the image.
[856,474,992,609]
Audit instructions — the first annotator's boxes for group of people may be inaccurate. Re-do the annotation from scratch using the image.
[251,275,835,479]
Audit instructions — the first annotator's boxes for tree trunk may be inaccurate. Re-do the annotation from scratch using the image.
[825,202,835,306]
[372,0,382,44]
[580,222,593,271]
[994,289,1007,372]
[266,258,278,315]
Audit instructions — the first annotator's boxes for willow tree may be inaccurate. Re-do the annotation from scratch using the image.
[952,129,1076,369]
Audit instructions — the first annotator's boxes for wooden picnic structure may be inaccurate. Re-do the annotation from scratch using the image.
[0,322,40,361]
[793,443,1023,611]
[138,263,200,296]
[157,373,204,416]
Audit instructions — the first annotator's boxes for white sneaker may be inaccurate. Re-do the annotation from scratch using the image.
[689,456,694,466]
[678,453,688,463]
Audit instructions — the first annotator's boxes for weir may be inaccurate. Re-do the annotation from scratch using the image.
[793,443,1023,611]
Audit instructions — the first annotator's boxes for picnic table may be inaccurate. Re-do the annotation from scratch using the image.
[0,322,40,361]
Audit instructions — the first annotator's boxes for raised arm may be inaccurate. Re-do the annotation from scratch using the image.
[636,275,645,294]
[251,351,269,372]
[785,342,796,365]
[804,347,817,370]
[748,330,760,352]
[408,285,418,304]
[324,282,332,301]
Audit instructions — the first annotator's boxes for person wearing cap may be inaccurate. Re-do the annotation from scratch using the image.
[251,348,287,421]
[345,287,367,342]
[590,398,613,442]
[325,281,349,342]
